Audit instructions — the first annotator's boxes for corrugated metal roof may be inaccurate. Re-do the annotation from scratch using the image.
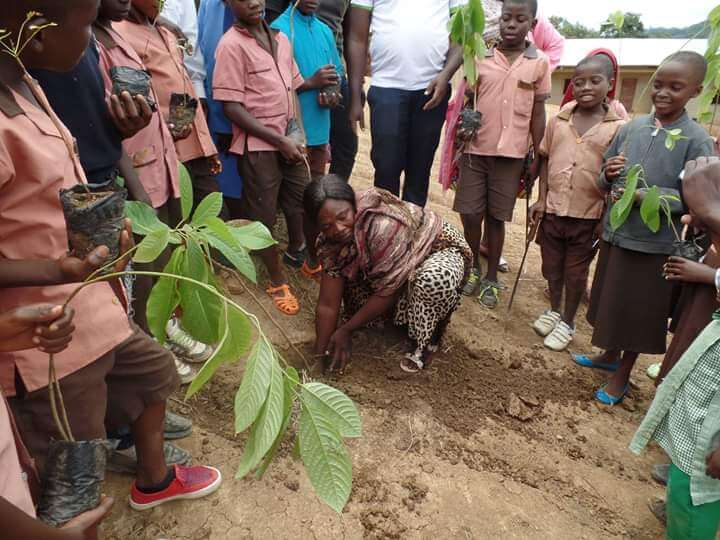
[558,39,708,68]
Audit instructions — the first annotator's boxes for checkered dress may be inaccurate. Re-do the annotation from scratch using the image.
[655,342,720,475]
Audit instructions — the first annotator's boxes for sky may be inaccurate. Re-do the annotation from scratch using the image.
[540,0,716,30]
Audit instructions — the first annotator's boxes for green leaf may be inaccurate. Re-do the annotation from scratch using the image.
[468,0,485,35]
[179,162,193,221]
[710,5,720,27]
[125,200,168,236]
[298,401,352,513]
[463,50,477,87]
[639,185,661,233]
[206,228,257,284]
[254,366,300,479]
[236,352,284,479]
[229,221,277,251]
[191,192,224,225]
[146,246,184,344]
[234,338,274,433]
[178,240,222,343]
[301,383,362,438]
[133,226,170,263]
[449,8,464,44]
[609,164,642,231]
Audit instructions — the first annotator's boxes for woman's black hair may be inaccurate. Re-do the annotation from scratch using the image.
[303,174,356,223]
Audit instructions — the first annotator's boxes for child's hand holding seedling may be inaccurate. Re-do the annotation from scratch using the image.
[108,91,153,139]
[306,64,339,90]
[58,218,134,282]
[663,256,717,284]
[604,153,627,181]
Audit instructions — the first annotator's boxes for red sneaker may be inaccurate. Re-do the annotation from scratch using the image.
[129,464,222,510]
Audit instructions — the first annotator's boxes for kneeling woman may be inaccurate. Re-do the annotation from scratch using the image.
[305,176,472,373]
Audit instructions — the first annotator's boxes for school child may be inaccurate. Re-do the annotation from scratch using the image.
[575,51,715,405]
[529,54,625,351]
[213,0,337,315]
[115,0,224,213]
[454,0,551,309]
[630,156,720,540]
[94,0,214,381]
[0,303,116,538]
[0,1,220,509]
[271,0,343,179]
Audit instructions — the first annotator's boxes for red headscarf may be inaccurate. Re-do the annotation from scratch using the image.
[561,48,620,107]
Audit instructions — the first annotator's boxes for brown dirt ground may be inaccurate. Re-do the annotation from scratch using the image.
[103,110,671,539]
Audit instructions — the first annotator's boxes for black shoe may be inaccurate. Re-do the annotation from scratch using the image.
[283,247,307,268]
[651,463,670,486]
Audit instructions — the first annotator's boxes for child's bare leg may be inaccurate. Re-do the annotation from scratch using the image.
[604,351,639,396]
[484,215,505,282]
[132,400,169,488]
[461,213,483,269]
[257,246,286,286]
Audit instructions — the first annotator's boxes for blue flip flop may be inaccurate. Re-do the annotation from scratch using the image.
[595,385,629,406]
[573,353,620,372]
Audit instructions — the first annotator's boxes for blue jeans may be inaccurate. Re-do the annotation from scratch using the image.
[367,85,450,207]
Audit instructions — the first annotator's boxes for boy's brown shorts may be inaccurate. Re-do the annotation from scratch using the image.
[9,324,179,473]
[453,154,525,222]
[537,214,599,288]
[236,150,310,230]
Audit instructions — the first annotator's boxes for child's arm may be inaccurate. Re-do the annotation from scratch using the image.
[530,155,549,227]
[297,66,340,93]
[117,151,152,207]
[0,220,133,288]
[0,495,113,540]
[664,257,717,284]
[597,128,626,191]
[222,102,304,163]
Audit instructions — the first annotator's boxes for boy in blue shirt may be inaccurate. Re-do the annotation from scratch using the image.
[272,0,343,179]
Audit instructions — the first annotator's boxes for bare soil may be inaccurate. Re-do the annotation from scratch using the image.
[103,115,669,539]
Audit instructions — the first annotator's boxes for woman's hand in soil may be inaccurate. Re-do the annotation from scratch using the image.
[59,495,114,540]
[307,65,340,90]
[529,201,545,228]
[277,136,305,163]
[423,73,449,111]
[0,305,75,354]
[327,327,352,373]
[604,153,627,181]
[109,92,153,139]
[663,256,716,284]
[707,449,720,480]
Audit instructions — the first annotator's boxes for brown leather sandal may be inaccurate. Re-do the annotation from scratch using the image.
[266,283,300,315]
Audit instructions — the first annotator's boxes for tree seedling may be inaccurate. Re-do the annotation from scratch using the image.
[449,0,486,141]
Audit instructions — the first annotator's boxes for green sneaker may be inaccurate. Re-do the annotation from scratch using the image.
[477,279,501,309]
[462,267,481,296]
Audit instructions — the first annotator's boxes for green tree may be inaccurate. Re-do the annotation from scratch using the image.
[549,16,600,38]
[600,12,647,38]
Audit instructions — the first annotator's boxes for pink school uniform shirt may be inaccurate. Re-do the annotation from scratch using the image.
[0,394,35,517]
[467,43,552,159]
[0,81,132,397]
[94,24,180,209]
[115,17,217,163]
[213,25,304,156]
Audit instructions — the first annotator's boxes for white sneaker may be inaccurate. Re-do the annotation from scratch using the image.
[173,355,196,385]
[646,362,661,381]
[166,318,214,364]
[544,321,575,352]
[532,310,561,337]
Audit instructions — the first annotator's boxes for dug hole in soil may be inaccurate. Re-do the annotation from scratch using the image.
[103,110,668,539]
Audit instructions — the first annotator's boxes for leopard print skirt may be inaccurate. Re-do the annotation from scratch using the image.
[343,222,472,356]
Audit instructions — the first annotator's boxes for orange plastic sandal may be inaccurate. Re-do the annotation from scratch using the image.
[300,261,323,281]
[266,283,300,315]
